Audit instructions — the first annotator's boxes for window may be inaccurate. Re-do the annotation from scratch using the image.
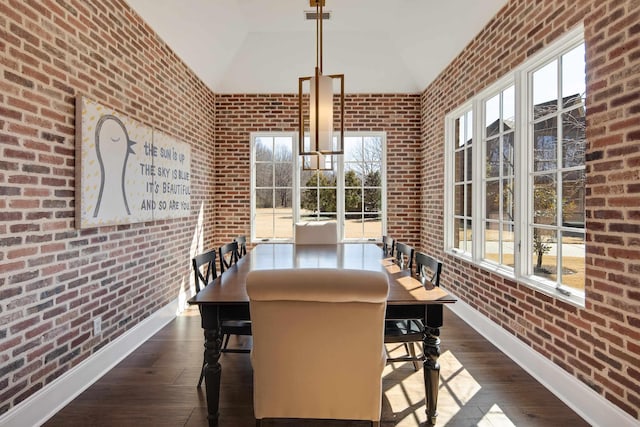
[453,110,473,253]
[445,27,586,304]
[483,85,515,268]
[253,134,294,241]
[251,132,386,242]
[343,136,384,240]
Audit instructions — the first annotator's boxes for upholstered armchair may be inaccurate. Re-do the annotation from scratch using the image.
[294,221,338,244]
[246,268,389,426]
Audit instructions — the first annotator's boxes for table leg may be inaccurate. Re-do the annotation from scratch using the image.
[201,306,223,427]
[423,305,443,425]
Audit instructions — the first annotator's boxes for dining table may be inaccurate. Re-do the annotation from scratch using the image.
[188,242,457,426]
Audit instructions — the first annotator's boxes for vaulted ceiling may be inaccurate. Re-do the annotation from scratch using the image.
[125,0,508,94]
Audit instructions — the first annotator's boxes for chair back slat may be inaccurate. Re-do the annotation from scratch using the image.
[382,235,395,257]
[234,235,247,258]
[394,242,414,270]
[219,241,239,273]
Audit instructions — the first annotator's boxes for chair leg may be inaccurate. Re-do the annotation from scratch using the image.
[222,333,231,349]
[372,421,380,427]
[197,357,206,387]
[255,418,262,427]
[408,343,421,371]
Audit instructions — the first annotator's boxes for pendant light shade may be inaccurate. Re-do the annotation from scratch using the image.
[298,0,344,164]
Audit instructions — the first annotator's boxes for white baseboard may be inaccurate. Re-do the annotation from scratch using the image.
[447,297,639,427]
[0,298,181,427]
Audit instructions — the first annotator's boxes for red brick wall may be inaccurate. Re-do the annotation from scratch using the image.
[421,0,640,419]
[214,93,421,247]
[0,0,215,414]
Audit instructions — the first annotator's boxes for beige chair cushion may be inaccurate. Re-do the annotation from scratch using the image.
[247,268,388,422]
[294,221,338,244]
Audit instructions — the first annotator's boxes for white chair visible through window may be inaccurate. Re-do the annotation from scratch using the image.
[294,221,338,244]
[247,268,388,426]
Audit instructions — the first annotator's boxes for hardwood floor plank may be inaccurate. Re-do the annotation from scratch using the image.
[45,307,589,426]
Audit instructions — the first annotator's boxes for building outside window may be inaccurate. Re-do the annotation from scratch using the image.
[445,27,586,304]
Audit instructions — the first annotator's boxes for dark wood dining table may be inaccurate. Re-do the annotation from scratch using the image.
[188,243,456,426]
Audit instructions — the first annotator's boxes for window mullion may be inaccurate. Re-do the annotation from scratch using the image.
[472,98,483,262]
[515,68,528,280]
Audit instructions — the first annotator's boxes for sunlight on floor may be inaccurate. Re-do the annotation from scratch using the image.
[383,347,520,426]
[476,404,517,426]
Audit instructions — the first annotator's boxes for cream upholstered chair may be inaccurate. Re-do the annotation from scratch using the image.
[294,221,338,244]
[246,268,389,426]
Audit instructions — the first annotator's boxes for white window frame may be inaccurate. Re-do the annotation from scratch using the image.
[444,26,586,307]
[250,131,387,243]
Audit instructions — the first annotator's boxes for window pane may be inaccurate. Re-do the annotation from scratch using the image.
[344,213,362,239]
[274,137,292,161]
[456,116,465,147]
[503,133,514,176]
[532,227,557,280]
[485,221,499,263]
[255,163,273,187]
[486,180,500,219]
[562,43,586,108]
[363,214,382,239]
[255,212,274,240]
[562,170,585,227]
[345,188,362,212]
[255,189,273,209]
[255,137,273,161]
[465,183,472,217]
[534,174,557,225]
[533,60,558,119]
[486,138,500,178]
[485,94,500,137]
[503,85,515,124]
[363,187,381,212]
[454,184,464,216]
[274,189,291,209]
[501,224,515,267]
[562,110,586,168]
[454,218,465,251]
[275,208,293,238]
[560,230,584,291]
[344,136,361,162]
[454,149,464,182]
[503,177,514,221]
[465,146,473,181]
[534,117,558,171]
[300,188,317,215]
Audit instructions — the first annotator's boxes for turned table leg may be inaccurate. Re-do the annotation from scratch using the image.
[423,305,443,425]
[201,306,223,427]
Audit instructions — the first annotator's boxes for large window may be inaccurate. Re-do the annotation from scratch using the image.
[445,27,586,304]
[251,132,386,242]
[253,134,294,241]
[343,136,384,240]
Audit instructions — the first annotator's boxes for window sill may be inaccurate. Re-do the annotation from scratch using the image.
[446,249,586,308]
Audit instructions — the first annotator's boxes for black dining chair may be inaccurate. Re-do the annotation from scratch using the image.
[385,250,443,371]
[217,241,252,353]
[382,235,395,257]
[234,235,247,258]
[191,249,218,387]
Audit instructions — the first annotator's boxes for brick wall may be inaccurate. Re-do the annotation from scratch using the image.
[421,0,640,419]
[214,93,421,247]
[0,0,215,414]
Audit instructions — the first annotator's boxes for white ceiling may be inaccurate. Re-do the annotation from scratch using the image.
[125,0,507,94]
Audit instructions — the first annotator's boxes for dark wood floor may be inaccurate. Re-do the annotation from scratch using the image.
[45,306,589,427]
